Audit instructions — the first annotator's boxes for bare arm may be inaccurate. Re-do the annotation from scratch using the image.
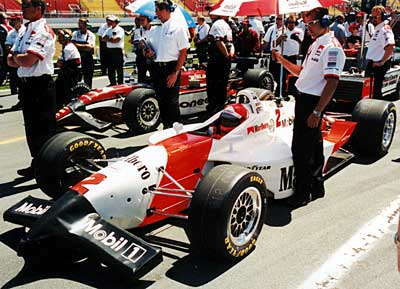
[7,53,18,68]
[166,48,188,88]
[9,52,40,68]
[272,50,302,76]
[373,44,395,67]
[307,77,339,128]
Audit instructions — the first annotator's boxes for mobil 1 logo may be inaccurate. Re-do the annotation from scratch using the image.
[81,214,147,264]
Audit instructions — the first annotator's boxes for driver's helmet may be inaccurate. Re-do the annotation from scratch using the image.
[220,104,249,135]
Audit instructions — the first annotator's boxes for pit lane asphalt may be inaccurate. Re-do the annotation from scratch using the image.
[0,77,399,289]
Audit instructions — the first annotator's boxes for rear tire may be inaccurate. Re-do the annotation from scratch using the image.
[70,82,91,100]
[122,88,161,134]
[35,131,107,199]
[243,68,275,92]
[350,99,396,156]
[187,165,267,261]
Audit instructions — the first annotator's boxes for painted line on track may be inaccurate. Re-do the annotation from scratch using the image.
[0,136,25,145]
[297,196,400,289]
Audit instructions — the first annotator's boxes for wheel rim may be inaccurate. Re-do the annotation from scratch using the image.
[138,98,160,128]
[227,187,262,247]
[382,111,395,149]
[261,75,273,91]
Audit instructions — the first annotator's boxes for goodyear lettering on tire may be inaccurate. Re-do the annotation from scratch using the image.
[69,139,106,159]
[224,236,256,258]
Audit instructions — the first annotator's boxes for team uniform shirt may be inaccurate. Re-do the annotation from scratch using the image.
[263,24,283,49]
[58,42,81,65]
[195,23,210,41]
[209,19,232,42]
[71,29,95,47]
[147,18,190,62]
[12,18,55,77]
[366,21,395,62]
[248,17,265,36]
[295,32,345,96]
[358,22,374,43]
[97,22,110,37]
[5,25,25,47]
[275,27,304,56]
[133,26,152,42]
[103,25,124,49]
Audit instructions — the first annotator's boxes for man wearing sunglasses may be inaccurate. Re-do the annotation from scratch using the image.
[145,0,190,128]
[8,0,56,178]
[273,7,345,208]
[365,5,395,100]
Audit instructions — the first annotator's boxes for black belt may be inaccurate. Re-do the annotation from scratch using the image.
[154,61,177,67]
[20,74,51,83]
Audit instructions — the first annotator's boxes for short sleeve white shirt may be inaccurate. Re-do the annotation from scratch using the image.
[263,24,282,48]
[248,17,265,36]
[147,18,190,62]
[71,29,95,47]
[195,23,210,41]
[59,42,81,64]
[12,18,56,77]
[295,32,346,96]
[209,19,232,42]
[103,25,125,49]
[6,25,25,47]
[97,22,110,37]
[366,22,395,61]
[358,23,374,43]
[276,27,304,56]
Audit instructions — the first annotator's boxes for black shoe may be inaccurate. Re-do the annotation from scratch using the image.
[10,101,22,110]
[311,189,325,201]
[17,166,34,178]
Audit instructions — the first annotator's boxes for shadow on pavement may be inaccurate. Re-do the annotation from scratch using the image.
[265,199,292,227]
[352,154,384,165]
[0,177,38,198]
[392,157,400,163]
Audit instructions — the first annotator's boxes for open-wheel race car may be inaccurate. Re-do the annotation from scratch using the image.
[4,88,396,280]
[56,61,274,135]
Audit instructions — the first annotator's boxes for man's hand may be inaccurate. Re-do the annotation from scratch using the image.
[144,48,155,59]
[307,113,321,128]
[372,60,385,67]
[272,50,283,63]
[166,72,178,88]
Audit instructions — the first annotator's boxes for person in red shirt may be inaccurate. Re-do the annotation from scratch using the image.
[235,18,260,57]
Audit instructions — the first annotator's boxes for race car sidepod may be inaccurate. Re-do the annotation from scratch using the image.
[3,190,163,280]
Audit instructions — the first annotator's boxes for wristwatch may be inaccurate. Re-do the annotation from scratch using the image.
[313,110,322,118]
[395,231,400,248]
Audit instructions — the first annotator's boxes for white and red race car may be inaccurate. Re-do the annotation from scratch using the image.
[4,88,396,280]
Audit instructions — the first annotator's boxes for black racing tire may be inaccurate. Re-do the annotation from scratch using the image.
[187,165,267,261]
[122,88,161,134]
[70,82,91,100]
[350,99,396,156]
[35,131,107,199]
[243,68,275,92]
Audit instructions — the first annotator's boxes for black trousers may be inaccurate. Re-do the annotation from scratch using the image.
[152,61,180,128]
[20,75,57,159]
[99,41,109,75]
[366,60,391,99]
[80,51,94,88]
[195,42,208,64]
[206,55,231,115]
[136,53,152,83]
[8,66,20,95]
[292,92,324,201]
[55,69,80,109]
[107,48,124,85]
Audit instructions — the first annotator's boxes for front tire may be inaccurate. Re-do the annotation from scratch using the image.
[187,165,267,261]
[122,88,161,134]
[350,99,396,156]
[35,131,107,199]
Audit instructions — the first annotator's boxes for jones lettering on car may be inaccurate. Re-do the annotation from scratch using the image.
[14,203,51,215]
[124,154,151,180]
[71,172,107,194]
[279,165,295,192]
[83,217,147,263]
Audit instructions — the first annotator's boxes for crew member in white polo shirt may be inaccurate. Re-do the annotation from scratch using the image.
[273,7,345,207]
[145,0,190,128]
[97,15,112,75]
[8,0,56,178]
[206,10,234,115]
[102,15,124,86]
[365,5,395,99]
